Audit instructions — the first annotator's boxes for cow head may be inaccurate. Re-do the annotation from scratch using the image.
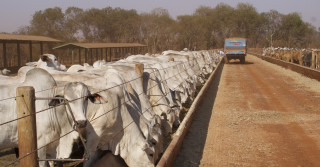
[38,54,67,71]
[1,68,11,76]
[49,82,105,128]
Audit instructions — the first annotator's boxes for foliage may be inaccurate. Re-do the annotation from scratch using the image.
[17,3,320,52]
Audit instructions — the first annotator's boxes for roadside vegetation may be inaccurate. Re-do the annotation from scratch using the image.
[15,3,320,52]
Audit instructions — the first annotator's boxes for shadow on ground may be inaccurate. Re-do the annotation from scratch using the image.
[227,61,254,65]
[172,63,224,167]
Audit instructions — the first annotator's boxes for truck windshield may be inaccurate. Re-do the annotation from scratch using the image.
[225,39,246,49]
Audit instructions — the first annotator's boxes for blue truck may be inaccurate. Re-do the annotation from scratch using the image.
[224,38,247,64]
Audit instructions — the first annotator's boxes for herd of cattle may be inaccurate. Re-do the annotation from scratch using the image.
[262,47,320,69]
[0,49,221,167]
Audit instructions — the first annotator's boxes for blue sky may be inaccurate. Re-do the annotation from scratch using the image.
[0,0,319,33]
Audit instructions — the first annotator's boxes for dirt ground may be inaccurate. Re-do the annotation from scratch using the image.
[174,54,320,167]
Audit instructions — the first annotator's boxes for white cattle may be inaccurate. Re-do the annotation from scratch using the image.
[26,54,67,71]
[93,60,107,68]
[66,64,93,73]
[192,51,212,75]
[0,53,71,86]
[0,68,100,167]
[125,54,188,113]
[106,61,178,134]
[0,68,10,76]
[100,67,163,158]
[84,71,157,167]
[51,68,160,166]
[125,55,188,106]
[0,66,34,86]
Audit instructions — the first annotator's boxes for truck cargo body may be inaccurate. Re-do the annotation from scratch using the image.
[224,38,247,63]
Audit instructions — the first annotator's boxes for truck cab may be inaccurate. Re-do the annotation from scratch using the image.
[224,38,247,64]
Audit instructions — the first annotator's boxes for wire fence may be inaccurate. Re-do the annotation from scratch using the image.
[0,52,218,166]
[0,57,202,128]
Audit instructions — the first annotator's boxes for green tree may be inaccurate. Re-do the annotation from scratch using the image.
[280,12,311,47]
[64,7,84,41]
[17,4,320,51]
[139,8,176,53]
[28,7,65,39]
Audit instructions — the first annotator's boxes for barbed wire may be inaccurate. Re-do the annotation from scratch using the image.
[5,130,76,167]
[0,55,212,128]
[0,59,200,127]
[0,58,198,102]
[4,60,202,166]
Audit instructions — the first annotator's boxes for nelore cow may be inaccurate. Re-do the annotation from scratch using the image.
[51,68,160,167]
[83,73,157,167]
[26,54,67,72]
[0,68,101,167]
[0,49,220,166]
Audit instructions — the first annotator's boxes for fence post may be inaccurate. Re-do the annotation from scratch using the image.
[135,63,144,88]
[312,51,316,69]
[16,86,38,167]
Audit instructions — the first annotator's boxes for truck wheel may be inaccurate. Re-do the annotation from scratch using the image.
[240,57,245,64]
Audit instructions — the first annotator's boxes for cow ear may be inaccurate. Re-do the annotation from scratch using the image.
[160,112,167,121]
[49,95,64,106]
[88,93,107,104]
[142,144,154,157]
[41,55,48,62]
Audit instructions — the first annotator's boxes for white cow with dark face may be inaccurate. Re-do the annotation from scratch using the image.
[50,69,159,166]
[0,68,99,167]
[1,54,67,86]
[84,82,156,167]
[26,54,67,71]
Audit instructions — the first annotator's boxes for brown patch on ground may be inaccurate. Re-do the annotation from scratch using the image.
[174,55,320,167]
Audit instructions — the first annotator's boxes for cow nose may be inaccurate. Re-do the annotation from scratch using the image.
[77,120,87,128]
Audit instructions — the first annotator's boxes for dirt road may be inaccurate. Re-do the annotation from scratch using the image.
[174,54,320,167]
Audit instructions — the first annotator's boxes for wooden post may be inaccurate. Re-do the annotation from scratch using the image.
[79,48,81,64]
[3,42,7,68]
[17,41,21,66]
[105,48,108,62]
[16,86,38,167]
[110,48,113,61]
[71,49,74,65]
[90,49,93,64]
[101,48,103,60]
[135,63,144,88]
[95,48,98,61]
[40,42,43,55]
[85,49,88,63]
[29,41,33,62]
[312,51,316,69]
[111,48,114,61]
